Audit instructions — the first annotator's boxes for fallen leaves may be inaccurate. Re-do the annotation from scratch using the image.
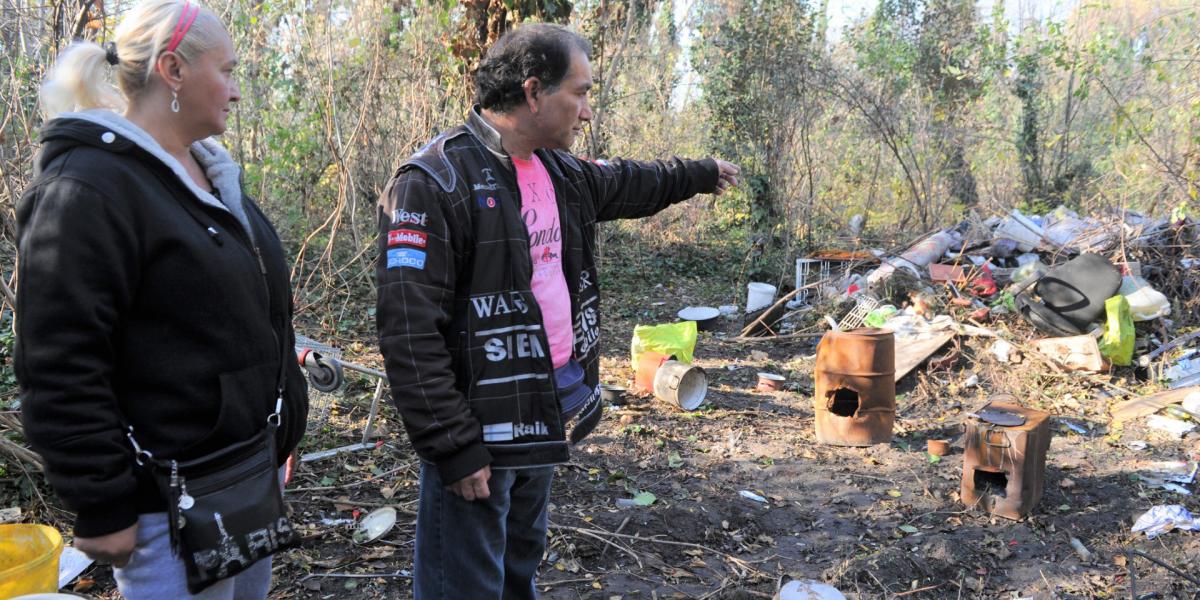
[632,491,657,506]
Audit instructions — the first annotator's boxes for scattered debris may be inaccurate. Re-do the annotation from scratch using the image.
[1030,335,1105,372]
[1131,505,1200,539]
[57,547,94,589]
[776,579,846,600]
[867,228,963,287]
[1136,461,1198,495]
[739,490,768,504]
[1110,386,1200,424]
[1058,419,1089,435]
[302,442,379,463]
[1163,351,1200,389]
[1068,536,1093,562]
[353,507,397,544]
[990,339,1014,362]
[1145,414,1196,438]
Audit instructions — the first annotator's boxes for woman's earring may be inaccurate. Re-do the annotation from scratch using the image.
[170,88,180,113]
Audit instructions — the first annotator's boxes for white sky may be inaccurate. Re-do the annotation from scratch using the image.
[669,0,1080,107]
[825,0,1080,40]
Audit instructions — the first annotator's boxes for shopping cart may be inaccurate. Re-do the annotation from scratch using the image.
[294,334,389,462]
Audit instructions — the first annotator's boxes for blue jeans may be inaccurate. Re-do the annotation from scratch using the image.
[414,463,555,600]
[112,512,272,600]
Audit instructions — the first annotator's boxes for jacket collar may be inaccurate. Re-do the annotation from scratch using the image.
[465,106,509,159]
[42,110,255,241]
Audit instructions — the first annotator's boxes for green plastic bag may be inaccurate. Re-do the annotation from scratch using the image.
[863,305,898,328]
[630,321,698,372]
[1098,295,1134,366]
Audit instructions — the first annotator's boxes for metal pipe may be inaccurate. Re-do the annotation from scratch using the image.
[1126,547,1200,599]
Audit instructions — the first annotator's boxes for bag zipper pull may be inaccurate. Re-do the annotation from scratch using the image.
[173,460,195,511]
[178,484,194,511]
[169,460,190,528]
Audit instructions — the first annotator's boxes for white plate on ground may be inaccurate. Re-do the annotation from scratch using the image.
[678,306,720,322]
[353,506,397,544]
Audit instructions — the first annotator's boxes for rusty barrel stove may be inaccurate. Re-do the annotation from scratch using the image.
[960,397,1052,520]
[813,328,896,446]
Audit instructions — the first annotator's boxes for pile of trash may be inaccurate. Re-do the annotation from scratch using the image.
[663,205,1200,437]
[605,205,1200,596]
[642,204,1200,546]
[736,205,1197,386]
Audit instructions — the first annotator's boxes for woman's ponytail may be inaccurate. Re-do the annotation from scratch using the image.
[39,41,127,121]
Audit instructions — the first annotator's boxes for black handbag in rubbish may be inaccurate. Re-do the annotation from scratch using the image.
[1017,253,1121,336]
[127,396,299,594]
[1016,293,1084,336]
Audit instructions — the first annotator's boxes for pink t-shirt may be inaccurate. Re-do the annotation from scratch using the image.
[513,154,574,368]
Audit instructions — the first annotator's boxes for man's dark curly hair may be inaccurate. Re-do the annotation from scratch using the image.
[475,23,592,112]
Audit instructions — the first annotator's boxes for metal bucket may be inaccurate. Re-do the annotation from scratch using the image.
[813,328,896,446]
[653,360,707,411]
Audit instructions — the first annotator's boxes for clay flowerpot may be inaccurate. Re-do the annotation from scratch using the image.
[633,351,670,394]
[926,439,950,456]
[756,372,786,392]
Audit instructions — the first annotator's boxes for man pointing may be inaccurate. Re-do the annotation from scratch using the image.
[376,22,738,599]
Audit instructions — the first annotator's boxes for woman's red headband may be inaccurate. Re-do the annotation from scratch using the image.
[165,2,200,54]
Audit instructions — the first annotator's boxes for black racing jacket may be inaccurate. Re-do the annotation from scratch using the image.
[376,108,718,483]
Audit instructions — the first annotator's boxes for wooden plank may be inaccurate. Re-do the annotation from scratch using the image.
[893,332,956,382]
[1110,386,1200,424]
[738,287,800,338]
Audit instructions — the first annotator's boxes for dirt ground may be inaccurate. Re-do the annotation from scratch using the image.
[248,318,1200,600]
[36,235,1200,599]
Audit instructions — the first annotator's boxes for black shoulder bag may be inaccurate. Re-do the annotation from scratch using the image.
[125,386,300,594]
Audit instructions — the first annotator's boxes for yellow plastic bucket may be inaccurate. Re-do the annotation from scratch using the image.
[0,524,63,597]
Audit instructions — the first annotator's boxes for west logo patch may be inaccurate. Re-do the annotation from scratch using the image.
[387,229,427,248]
[386,248,426,270]
[475,193,500,209]
[391,208,429,226]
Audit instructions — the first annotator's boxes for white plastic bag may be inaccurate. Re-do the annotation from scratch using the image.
[1131,505,1200,539]
[1118,275,1171,321]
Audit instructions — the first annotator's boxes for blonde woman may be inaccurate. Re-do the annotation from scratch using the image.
[15,1,308,597]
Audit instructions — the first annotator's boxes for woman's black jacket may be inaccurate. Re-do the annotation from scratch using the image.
[15,112,308,537]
